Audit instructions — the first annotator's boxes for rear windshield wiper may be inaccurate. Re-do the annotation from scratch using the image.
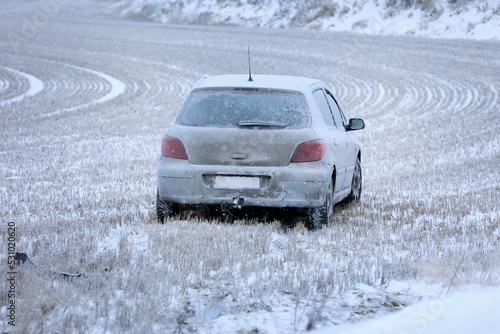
[238,120,286,128]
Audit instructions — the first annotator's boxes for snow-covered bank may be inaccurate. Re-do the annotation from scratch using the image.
[315,286,500,334]
[109,0,500,40]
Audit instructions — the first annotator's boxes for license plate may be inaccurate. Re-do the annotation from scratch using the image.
[214,176,260,190]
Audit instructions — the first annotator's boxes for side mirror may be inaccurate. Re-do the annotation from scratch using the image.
[346,118,365,131]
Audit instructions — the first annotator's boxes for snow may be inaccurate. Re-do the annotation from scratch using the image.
[48,63,126,115]
[0,67,44,106]
[1,1,499,333]
[314,286,500,334]
[115,0,500,40]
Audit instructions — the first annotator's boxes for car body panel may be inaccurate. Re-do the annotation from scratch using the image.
[192,74,321,92]
[167,125,318,167]
[158,156,335,207]
[157,74,362,210]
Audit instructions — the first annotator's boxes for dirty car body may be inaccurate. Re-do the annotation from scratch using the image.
[157,74,364,225]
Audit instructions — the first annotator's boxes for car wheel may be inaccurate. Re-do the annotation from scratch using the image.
[307,176,334,228]
[345,158,362,203]
[156,190,175,224]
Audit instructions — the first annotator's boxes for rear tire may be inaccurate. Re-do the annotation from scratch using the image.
[156,190,175,224]
[307,177,334,229]
[345,158,362,203]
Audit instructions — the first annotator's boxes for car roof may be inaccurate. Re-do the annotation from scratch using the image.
[192,74,324,93]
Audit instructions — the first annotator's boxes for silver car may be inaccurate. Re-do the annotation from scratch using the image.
[157,74,364,225]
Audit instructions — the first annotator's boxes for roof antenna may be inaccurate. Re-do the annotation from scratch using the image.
[247,47,253,82]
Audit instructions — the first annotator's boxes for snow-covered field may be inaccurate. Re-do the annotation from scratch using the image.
[1,0,499,333]
[108,0,500,40]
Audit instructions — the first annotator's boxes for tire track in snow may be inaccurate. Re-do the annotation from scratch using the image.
[329,74,402,121]
[127,73,193,107]
[38,62,126,118]
[0,67,44,107]
[92,55,196,112]
[325,61,497,139]
[0,72,10,93]
[1,57,126,120]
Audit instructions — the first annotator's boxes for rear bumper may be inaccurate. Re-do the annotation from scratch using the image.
[157,156,332,208]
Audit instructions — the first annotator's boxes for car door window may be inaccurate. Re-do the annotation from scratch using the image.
[312,89,335,127]
[324,90,344,129]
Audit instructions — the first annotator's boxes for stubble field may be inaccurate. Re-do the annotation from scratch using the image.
[1,1,499,333]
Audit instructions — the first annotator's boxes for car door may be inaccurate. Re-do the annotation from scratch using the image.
[323,90,358,190]
[312,88,348,192]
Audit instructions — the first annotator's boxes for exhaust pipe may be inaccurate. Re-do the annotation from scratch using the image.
[233,197,244,209]
[221,198,245,210]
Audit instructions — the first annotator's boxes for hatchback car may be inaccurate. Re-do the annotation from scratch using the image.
[157,74,364,225]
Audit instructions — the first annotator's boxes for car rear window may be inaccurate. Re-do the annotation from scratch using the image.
[176,88,310,128]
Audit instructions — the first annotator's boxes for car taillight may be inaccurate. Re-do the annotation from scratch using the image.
[290,139,326,163]
[161,135,188,160]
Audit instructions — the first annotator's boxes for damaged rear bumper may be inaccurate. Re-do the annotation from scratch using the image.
[157,156,332,208]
